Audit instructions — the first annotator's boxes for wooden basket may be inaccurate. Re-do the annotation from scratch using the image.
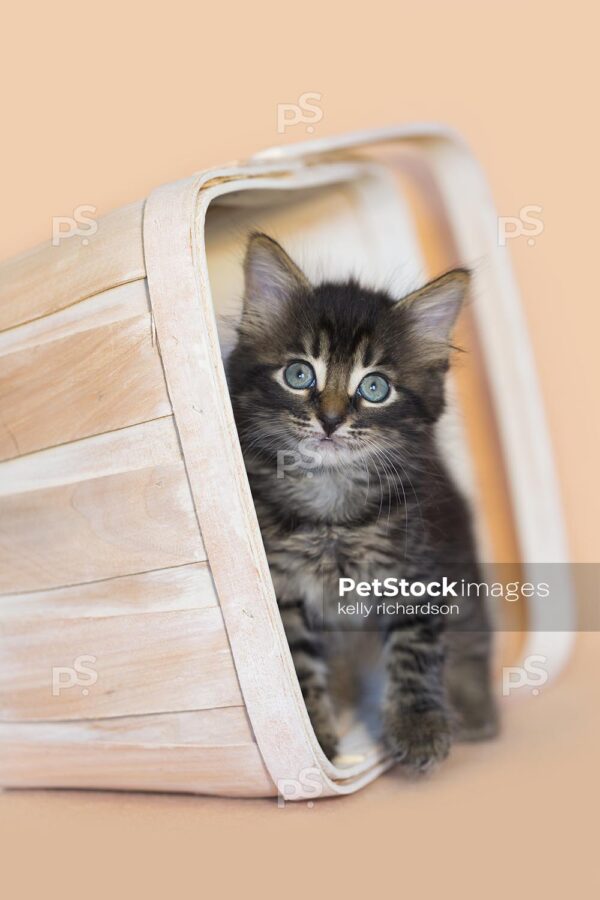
[0,125,573,799]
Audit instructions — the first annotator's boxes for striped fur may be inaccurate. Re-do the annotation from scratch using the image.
[227,234,498,770]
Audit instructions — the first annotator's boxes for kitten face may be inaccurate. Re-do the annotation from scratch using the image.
[227,233,469,472]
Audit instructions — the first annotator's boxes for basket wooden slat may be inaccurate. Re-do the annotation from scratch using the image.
[0,461,205,592]
[0,741,273,796]
[0,606,242,721]
[0,311,170,461]
[0,417,180,498]
[0,280,150,357]
[1,706,254,745]
[0,562,217,620]
[0,202,145,331]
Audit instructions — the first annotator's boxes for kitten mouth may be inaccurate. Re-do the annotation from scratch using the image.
[299,432,353,466]
[307,433,344,448]
[294,427,364,468]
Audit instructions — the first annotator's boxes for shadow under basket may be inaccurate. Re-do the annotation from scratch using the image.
[0,125,573,799]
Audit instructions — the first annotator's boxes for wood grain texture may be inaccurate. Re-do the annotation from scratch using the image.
[0,706,253,746]
[0,562,217,620]
[0,417,181,497]
[0,313,171,462]
[0,278,150,357]
[0,740,274,796]
[0,462,205,593]
[0,606,242,720]
[0,201,145,332]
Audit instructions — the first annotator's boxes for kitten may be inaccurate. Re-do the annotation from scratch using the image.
[227,233,498,772]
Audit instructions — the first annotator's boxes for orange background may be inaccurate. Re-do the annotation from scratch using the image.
[1,1,597,898]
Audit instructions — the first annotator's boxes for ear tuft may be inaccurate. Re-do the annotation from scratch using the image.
[242,233,310,323]
[402,269,470,345]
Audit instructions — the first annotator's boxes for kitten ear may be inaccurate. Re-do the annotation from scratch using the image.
[401,269,470,345]
[243,233,310,321]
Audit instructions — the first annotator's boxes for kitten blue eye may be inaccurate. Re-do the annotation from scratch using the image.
[357,373,390,403]
[284,360,316,390]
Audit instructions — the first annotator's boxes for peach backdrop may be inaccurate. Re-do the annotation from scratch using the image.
[1,2,596,563]
[1,1,597,898]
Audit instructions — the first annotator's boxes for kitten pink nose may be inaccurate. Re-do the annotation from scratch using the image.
[318,412,344,436]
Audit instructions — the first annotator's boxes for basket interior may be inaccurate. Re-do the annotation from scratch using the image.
[203,161,524,764]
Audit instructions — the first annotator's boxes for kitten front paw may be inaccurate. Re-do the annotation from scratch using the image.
[384,708,452,774]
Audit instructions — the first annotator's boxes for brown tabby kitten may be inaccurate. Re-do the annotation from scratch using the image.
[227,233,498,772]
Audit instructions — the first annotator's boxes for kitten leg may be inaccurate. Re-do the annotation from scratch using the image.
[278,600,338,759]
[383,620,451,773]
[445,625,499,742]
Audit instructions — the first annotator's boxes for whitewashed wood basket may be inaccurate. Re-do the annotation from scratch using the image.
[0,126,573,799]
